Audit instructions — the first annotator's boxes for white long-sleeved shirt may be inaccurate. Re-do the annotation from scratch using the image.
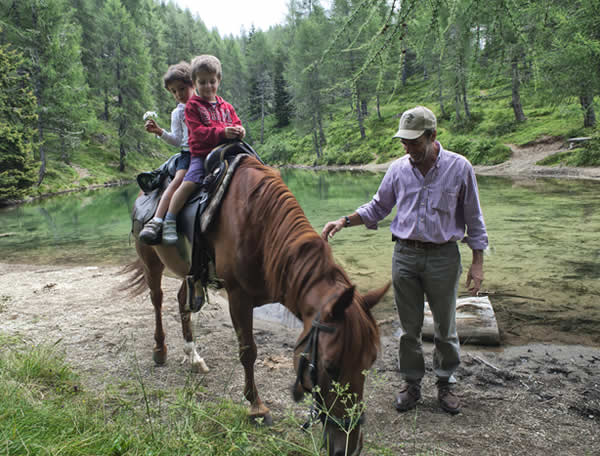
[159,103,189,151]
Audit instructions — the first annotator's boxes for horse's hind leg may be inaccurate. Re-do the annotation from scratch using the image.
[177,282,209,373]
[136,243,168,365]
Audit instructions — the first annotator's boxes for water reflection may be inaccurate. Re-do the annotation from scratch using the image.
[1,171,599,341]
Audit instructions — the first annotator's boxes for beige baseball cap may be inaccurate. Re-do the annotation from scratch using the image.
[393,106,437,140]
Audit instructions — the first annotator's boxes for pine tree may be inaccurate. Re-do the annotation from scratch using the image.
[99,0,152,172]
[1,0,90,184]
[272,51,292,128]
[0,43,37,203]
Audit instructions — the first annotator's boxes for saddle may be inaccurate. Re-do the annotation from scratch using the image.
[131,141,264,311]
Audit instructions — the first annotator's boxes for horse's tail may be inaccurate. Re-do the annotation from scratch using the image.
[119,258,148,297]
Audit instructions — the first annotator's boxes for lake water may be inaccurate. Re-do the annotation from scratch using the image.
[1,170,599,341]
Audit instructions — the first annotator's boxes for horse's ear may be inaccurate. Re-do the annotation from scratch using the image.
[362,282,391,310]
[323,285,355,321]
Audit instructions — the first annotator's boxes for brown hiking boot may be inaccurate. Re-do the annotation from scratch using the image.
[395,382,421,412]
[139,219,162,245]
[438,383,461,414]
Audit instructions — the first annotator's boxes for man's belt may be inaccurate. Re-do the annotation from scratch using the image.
[392,235,452,249]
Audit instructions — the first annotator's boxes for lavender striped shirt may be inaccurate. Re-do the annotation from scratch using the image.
[356,142,488,250]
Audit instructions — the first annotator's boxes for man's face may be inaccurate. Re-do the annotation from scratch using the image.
[400,132,436,164]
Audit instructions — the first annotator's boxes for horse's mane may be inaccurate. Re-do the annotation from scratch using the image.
[239,158,380,364]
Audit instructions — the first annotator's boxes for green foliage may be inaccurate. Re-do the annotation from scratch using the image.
[0,43,37,203]
[443,135,512,165]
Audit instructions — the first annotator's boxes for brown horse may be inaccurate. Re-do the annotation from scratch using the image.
[126,156,389,456]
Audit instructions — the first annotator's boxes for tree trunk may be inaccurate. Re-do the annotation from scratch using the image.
[402,49,409,86]
[460,55,471,121]
[355,85,366,139]
[35,103,45,185]
[437,57,447,118]
[580,93,596,128]
[317,109,326,147]
[103,88,109,121]
[511,59,526,122]
[376,94,381,119]
[117,63,126,172]
[361,99,368,118]
[33,58,45,185]
[260,91,265,144]
[312,118,321,159]
[454,81,462,123]
[119,143,126,172]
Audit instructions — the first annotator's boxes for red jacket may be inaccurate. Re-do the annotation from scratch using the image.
[184,94,242,157]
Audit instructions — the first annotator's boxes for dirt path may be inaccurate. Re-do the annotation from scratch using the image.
[1,263,598,455]
[474,137,600,181]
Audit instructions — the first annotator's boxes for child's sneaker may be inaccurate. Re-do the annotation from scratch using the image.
[162,219,178,245]
[139,219,162,245]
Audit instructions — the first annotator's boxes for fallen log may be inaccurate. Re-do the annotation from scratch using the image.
[422,296,500,346]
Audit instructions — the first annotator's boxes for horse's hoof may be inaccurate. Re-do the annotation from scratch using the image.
[250,413,273,426]
[153,349,167,365]
[192,358,210,373]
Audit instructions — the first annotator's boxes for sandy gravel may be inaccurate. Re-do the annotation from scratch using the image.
[1,262,598,456]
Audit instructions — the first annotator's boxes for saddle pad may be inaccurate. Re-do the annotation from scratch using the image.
[200,154,247,233]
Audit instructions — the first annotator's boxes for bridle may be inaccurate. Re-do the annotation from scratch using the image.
[293,311,366,431]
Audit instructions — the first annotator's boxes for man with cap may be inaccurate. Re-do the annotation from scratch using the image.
[321,105,488,415]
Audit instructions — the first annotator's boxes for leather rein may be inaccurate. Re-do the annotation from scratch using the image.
[293,311,365,431]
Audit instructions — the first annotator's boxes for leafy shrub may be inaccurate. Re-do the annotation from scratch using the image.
[258,137,294,165]
[445,136,511,165]
[445,135,472,157]
[340,148,373,165]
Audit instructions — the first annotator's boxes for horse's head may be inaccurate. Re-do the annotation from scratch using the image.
[292,282,390,456]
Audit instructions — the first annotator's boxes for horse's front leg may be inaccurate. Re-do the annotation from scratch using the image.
[177,281,209,373]
[228,289,272,425]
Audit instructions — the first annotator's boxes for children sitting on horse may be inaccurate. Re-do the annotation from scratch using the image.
[161,54,245,245]
[139,62,195,244]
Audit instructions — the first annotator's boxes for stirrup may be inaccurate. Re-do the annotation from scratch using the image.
[185,275,206,313]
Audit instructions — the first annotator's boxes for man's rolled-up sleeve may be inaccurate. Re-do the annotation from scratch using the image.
[356,169,396,229]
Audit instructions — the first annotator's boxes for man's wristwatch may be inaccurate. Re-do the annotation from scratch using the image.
[344,215,351,227]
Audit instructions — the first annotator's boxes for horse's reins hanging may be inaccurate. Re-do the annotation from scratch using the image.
[294,311,365,431]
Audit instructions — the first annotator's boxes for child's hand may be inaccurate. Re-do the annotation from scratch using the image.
[145,119,162,135]
[224,126,245,140]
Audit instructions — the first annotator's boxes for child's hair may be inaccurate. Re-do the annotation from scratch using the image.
[191,55,222,82]
[163,61,193,89]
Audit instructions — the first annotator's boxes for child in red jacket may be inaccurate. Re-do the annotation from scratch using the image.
[162,54,245,244]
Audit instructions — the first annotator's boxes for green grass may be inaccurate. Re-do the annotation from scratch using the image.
[0,334,387,456]
[252,77,599,168]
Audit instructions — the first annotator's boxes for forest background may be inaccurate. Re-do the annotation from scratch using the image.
[1,0,600,204]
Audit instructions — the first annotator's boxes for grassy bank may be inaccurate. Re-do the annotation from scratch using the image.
[0,334,335,456]
[253,79,600,168]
